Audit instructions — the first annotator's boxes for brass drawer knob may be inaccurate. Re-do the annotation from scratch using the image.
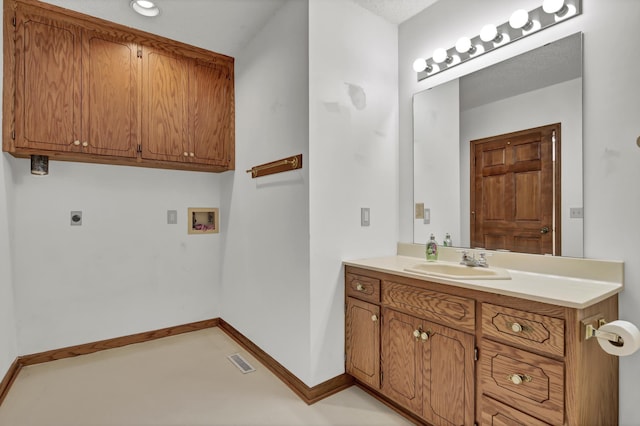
[356,283,365,292]
[507,374,532,385]
[371,314,378,322]
[511,322,523,333]
[82,141,88,147]
[73,140,81,146]
[421,331,430,341]
[413,329,421,339]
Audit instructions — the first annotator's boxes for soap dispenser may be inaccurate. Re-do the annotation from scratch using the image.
[443,233,452,247]
[426,233,438,261]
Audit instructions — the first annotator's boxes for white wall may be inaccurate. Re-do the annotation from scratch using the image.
[308,0,398,385]
[0,155,18,378]
[221,0,311,383]
[461,78,583,256]
[413,79,460,245]
[400,1,640,423]
[9,159,222,354]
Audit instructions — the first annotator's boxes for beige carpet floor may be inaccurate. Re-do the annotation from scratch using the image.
[0,327,412,426]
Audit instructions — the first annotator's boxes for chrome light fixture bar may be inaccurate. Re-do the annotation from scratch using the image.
[414,0,581,81]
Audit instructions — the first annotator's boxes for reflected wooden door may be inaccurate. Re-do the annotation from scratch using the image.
[470,124,561,255]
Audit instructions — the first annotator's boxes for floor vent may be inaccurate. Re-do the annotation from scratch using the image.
[227,353,256,374]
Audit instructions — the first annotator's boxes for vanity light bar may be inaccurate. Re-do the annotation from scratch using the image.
[414,0,582,81]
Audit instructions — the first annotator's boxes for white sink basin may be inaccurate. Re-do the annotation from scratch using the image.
[404,261,511,280]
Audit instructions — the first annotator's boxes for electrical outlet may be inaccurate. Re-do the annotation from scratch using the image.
[70,211,82,226]
[424,208,431,224]
[570,207,583,219]
[167,210,177,224]
[415,203,425,219]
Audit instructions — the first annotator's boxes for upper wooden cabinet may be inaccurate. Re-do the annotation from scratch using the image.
[141,48,233,167]
[4,0,235,172]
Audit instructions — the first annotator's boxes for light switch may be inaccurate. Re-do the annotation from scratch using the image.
[361,208,370,227]
[424,208,431,224]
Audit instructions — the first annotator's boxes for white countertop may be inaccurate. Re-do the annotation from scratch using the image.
[344,254,623,309]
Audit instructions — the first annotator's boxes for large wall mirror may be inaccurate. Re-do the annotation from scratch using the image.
[413,32,583,257]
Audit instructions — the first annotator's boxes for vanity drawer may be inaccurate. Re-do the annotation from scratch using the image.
[480,340,564,426]
[482,303,564,357]
[481,396,551,426]
[382,281,475,333]
[346,273,380,303]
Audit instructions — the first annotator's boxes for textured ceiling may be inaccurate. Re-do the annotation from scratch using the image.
[353,0,439,24]
[460,33,582,111]
[40,0,438,56]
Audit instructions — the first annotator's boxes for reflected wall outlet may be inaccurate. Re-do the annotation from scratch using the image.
[570,207,583,218]
[167,210,178,224]
[70,211,82,226]
[361,208,370,227]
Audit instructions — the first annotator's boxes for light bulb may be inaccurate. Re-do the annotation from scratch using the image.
[455,37,475,54]
[480,24,501,43]
[509,9,531,30]
[413,58,428,73]
[131,0,160,16]
[433,48,449,64]
[543,0,566,14]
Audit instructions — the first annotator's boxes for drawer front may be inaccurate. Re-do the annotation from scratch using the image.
[482,396,551,426]
[382,281,475,333]
[482,303,564,357]
[480,340,564,426]
[346,273,380,303]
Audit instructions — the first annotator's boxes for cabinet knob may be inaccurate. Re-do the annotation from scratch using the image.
[73,140,81,146]
[420,331,429,341]
[371,314,378,322]
[511,322,523,333]
[183,152,189,157]
[189,152,195,157]
[413,329,421,339]
[356,283,365,292]
[82,141,88,147]
[507,374,532,385]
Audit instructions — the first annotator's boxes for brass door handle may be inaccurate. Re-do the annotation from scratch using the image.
[541,226,550,234]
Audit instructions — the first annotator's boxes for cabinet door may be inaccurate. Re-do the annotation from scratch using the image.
[421,321,475,426]
[381,308,423,416]
[81,31,139,158]
[141,47,189,162]
[189,61,232,166]
[15,4,81,152]
[345,297,380,388]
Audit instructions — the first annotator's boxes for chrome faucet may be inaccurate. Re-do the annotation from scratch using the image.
[459,250,489,267]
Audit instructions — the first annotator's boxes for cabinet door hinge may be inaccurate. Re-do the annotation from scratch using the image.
[474,347,479,361]
[137,144,142,154]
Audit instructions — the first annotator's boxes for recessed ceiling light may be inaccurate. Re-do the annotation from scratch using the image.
[130,0,160,17]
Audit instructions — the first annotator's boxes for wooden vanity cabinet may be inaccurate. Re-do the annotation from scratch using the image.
[345,268,475,426]
[5,0,235,172]
[14,3,139,158]
[344,265,619,426]
[381,307,475,426]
